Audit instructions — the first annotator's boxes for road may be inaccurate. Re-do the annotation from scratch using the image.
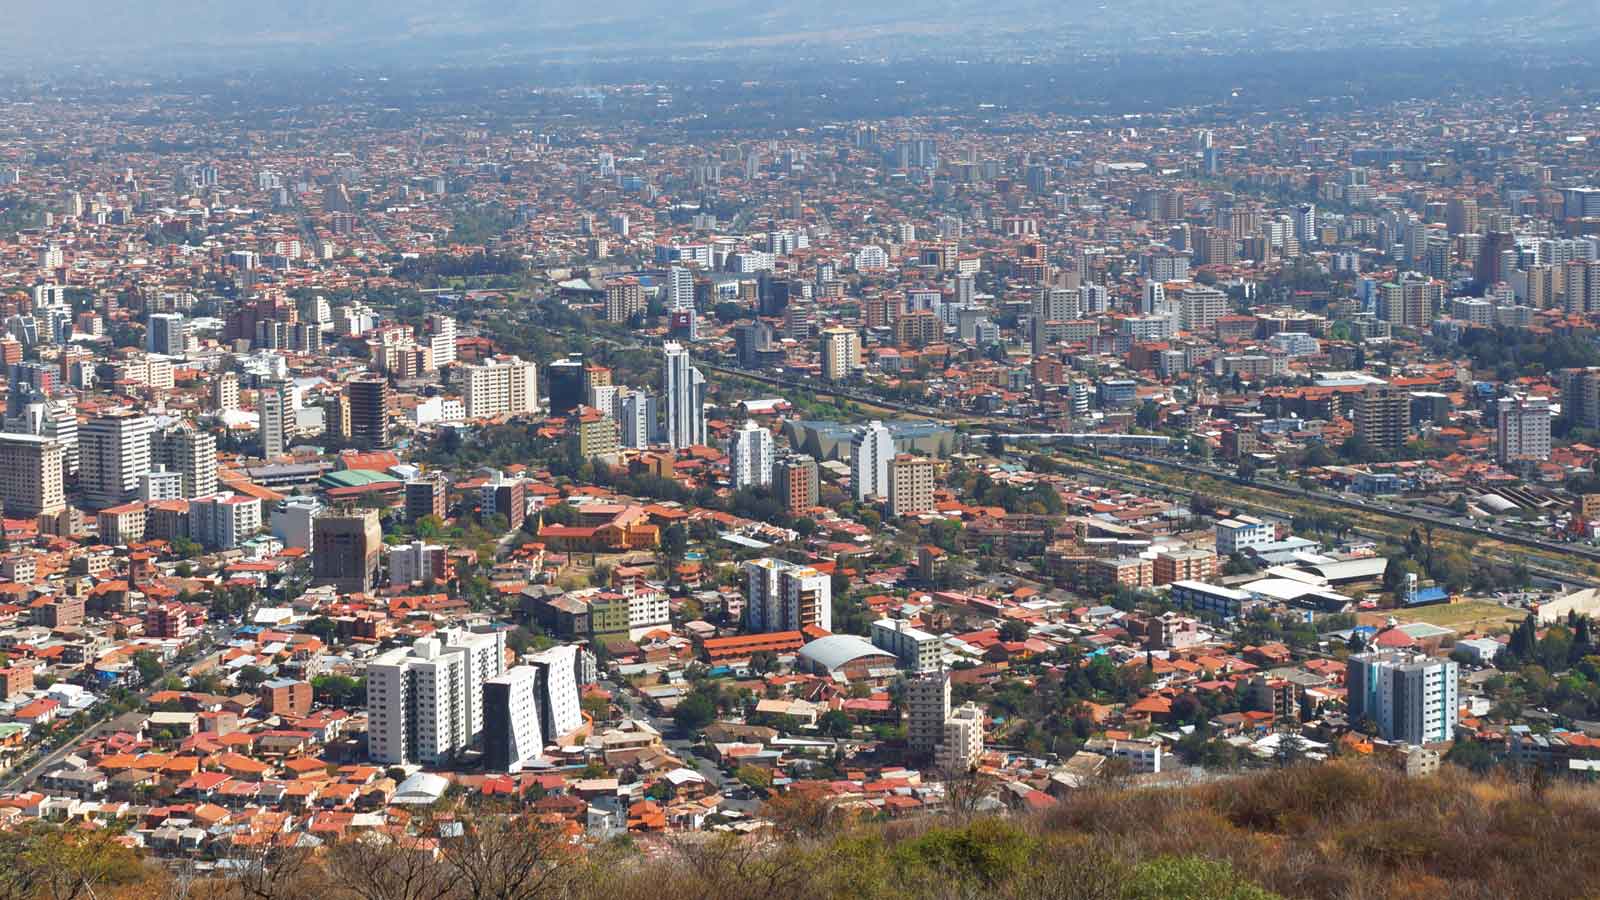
[1003,440,1600,581]
[1,624,229,793]
[530,302,1600,579]
[597,677,773,812]
[1042,450,1600,591]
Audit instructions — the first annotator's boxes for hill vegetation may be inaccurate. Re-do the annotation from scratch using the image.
[7,760,1600,899]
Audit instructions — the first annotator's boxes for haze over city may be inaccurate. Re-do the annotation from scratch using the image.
[0,2,1592,899]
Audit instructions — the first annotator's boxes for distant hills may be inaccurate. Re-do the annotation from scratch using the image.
[5,0,1598,70]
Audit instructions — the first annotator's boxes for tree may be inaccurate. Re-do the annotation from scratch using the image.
[324,832,452,900]
[998,620,1030,643]
[661,523,689,560]
[235,665,269,691]
[216,836,318,900]
[735,764,773,792]
[673,692,716,731]
[132,650,163,686]
[432,808,590,900]
[937,764,994,822]
[303,617,339,645]
[311,674,365,709]
[760,790,845,840]
[816,709,853,738]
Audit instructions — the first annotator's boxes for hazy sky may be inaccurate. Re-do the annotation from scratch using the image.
[0,0,1590,70]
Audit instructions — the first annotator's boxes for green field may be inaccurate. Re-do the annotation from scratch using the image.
[1393,600,1522,633]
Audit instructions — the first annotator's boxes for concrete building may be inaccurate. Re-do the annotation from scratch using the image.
[1354,385,1409,455]
[1153,548,1218,585]
[871,618,943,673]
[0,433,64,517]
[366,629,507,766]
[312,510,383,594]
[1215,515,1274,556]
[1497,394,1552,464]
[79,410,154,510]
[526,644,583,743]
[271,495,322,550]
[346,373,391,450]
[427,314,457,368]
[937,703,985,772]
[819,326,860,380]
[571,406,620,461]
[728,420,774,490]
[744,557,832,633]
[463,355,540,420]
[663,341,706,449]
[212,372,239,412]
[146,313,187,356]
[389,540,447,586]
[483,666,544,772]
[773,454,819,513]
[189,493,262,550]
[888,454,936,517]
[258,380,295,458]
[140,466,183,502]
[615,389,656,450]
[153,425,218,499]
[906,670,951,755]
[1346,650,1459,746]
[850,421,894,502]
[1178,286,1230,332]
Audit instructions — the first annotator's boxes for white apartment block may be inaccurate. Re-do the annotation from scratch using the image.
[743,557,832,633]
[463,356,539,419]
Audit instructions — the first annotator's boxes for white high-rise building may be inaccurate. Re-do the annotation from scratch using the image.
[820,326,860,381]
[1036,286,1081,322]
[668,266,695,311]
[259,380,295,459]
[1497,394,1552,464]
[189,493,263,550]
[937,703,986,772]
[140,466,183,502]
[851,420,894,502]
[906,670,951,755]
[428,314,457,368]
[663,341,706,449]
[388,540,446,586]
[270,495,322,550]
[463,356,540,420]
[213,372,240,412]
[367,638,466,766]
[366,629,508,766]
[0,433,65,517]
[1346,650,1459,746]
[617,389,656,449]
[79,411,154,510]
[526,644,583,742]
[171,427,217,499]
[728,421,774,490]
[743,557,832,633]
[146,313,187,356]
[483,666,544,772]
[1178,286,1230,332]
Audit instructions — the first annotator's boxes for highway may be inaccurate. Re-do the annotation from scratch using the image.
[526,307,1600,583]
[1036,449,1600,590]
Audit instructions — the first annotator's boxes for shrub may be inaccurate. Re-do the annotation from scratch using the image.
[1122,856,1283,900]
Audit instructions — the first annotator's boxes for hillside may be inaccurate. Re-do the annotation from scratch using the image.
[8,760,1600,899]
